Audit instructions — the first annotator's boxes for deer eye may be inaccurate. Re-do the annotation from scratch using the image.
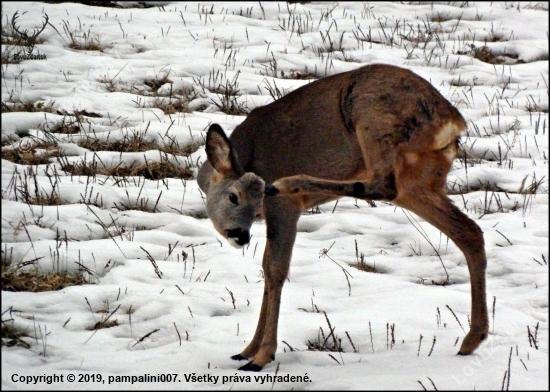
[229,193,238,205]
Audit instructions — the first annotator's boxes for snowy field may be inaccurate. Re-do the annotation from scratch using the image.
[1,1,548,390]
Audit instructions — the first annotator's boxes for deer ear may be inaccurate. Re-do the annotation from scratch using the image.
[205,124,243,176]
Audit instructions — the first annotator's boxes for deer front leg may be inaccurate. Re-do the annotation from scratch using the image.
[237,198,300,371]
[230,279,269,361]
[231,241,276,362]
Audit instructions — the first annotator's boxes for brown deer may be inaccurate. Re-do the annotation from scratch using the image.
[197,63,488,371]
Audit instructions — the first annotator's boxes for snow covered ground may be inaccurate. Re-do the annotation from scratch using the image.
[1,1,548,390]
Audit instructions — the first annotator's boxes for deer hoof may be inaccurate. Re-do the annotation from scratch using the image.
[457,328,488,355]
[230,354,248,361]
[238,361,263,372]
[264,184,279,196]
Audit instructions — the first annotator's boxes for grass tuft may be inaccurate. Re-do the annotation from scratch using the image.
[61,157,195,180]
[2,141,61,165]
[1,319,31,349]
[473,45,521,64]
[1,262,89,292]
[77,132,200,156]
[1,100,57,113]
[307,312,343,353]
[352,240,380,273]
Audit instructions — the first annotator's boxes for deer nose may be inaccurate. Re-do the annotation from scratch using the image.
[227,228,250,246]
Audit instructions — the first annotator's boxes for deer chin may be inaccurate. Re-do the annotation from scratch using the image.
[227,237,245,249]
[211,222,244,249]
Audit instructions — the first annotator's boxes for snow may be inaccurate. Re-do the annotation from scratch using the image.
[1,1,548,390]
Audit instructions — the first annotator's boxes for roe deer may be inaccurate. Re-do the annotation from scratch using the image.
[197,63,488,371]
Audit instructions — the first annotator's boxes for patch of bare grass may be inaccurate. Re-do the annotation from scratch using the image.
[282,69,318,80]
[1,316,31,349]
[61,20,103,52]
[351,255,379,273]
[351,240,381,273]
[184,209,208,219]
[88,302,121,331]
[77,131,200,156]
[99,71,198,115]
[2,166,64,206]
[61,156,195,180]
[133,78,199,114]
[307,312,349,358]
[48,117,83,135]
[145,96,191,115]
[430,12,453,23]
[473,45,521,65]
[449,75,474,87]
[194,70,249,115]
[1,262,88,292]
[144,75,173,93]
[1,100,57,113]
[1,140,61,165]
[92,319,119,330]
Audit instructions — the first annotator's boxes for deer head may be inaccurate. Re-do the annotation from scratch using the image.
[200,124,265,248]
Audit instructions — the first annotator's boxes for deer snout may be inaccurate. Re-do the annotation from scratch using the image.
[264,184,279,196]
[227,228,250,246]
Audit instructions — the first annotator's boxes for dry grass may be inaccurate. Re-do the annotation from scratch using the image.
[143,75,195,114]
[1,141,61,165]
[447,180,506,195]
[1,262,89,292]
[92,319,119,330]
[144,75,173,92]
[210,83,249,115]
[49,118,82,135]
[26,192,62,206]
[352,240,380,273]
[148,96,191,115]
[1,320,31,349]
[1,100,57,113]
[55,1,158,8]
[449,76,474,87]
[430,12,453,23]
[100,72,198,114]
[351,257,379,273]
[473,45,521,64]
[68,39,102,51]
[2,166,64,206]
[77,133,200,156]
[62,19,103,52]
[307,312,344,354]
[61,158,194,180]
[184,209,208,219]
[194,70,249,115]
[282,70,318,80]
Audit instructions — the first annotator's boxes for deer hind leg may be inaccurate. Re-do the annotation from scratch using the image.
[265,139,488,354]
[392,148,489,355]
[235,197,301,371]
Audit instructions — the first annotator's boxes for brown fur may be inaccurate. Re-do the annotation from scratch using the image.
[198,64,488,371]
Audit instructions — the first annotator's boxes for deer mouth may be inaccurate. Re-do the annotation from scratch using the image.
[226,228,250,248]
